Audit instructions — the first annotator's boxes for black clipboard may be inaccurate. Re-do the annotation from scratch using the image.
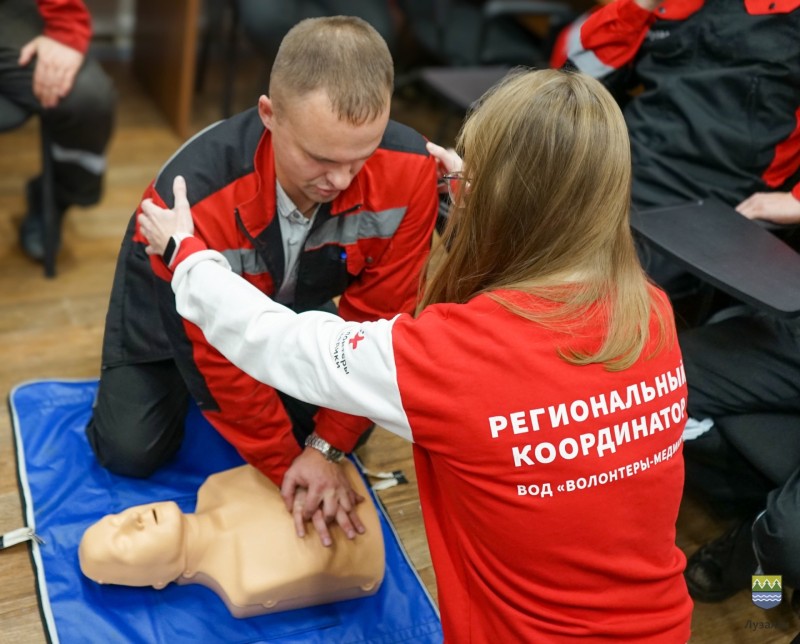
[630,198,800,318]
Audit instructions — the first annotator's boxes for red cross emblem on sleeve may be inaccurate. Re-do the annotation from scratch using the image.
[349,331,365,350]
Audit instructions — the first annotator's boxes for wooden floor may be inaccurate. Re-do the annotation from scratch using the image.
[0,59,797,643]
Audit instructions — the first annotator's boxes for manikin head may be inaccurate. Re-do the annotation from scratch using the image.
[78,501,187,589]
[258,16,394,214]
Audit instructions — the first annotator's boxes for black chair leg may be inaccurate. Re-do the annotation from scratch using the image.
[40,120,57,278]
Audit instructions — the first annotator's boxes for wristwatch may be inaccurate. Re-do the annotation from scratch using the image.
[163,232,193,268]
[304,432,346,463]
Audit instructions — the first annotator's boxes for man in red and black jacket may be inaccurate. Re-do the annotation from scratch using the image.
[88,16,438,538]
[0,0,115,261]
[552,0,800,288]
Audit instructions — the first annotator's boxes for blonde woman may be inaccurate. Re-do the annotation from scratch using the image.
[139,69,693,642]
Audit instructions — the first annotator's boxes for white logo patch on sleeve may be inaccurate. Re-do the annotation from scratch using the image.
[332,327,366,375]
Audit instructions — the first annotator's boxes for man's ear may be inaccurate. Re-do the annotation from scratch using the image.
[258,95,275,131]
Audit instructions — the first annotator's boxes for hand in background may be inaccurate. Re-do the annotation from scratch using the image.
[139,175,196,256]
[736,192,800,226]
[281,448,365,547]
[19,36,84,109]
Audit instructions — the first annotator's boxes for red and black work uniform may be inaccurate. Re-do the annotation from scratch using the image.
[98,109,438,484]
[552,0,800,209]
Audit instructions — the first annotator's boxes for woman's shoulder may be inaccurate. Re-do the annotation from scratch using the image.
[412,292,519,323]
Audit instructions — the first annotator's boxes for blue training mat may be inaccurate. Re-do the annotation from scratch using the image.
[8,379,442,644]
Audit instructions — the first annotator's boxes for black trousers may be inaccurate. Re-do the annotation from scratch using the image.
[86,359,320,478]
[0,42,115,207]
[680,311,800,585]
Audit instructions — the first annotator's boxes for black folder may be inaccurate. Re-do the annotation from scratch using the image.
[630,198,800,317]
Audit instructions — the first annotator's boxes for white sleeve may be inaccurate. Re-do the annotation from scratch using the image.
[172,250,414,441]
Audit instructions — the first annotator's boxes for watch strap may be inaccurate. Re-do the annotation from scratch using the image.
[163,236,177,267]
[304,432,346,462]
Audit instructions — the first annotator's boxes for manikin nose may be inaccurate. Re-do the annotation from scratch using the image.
[117,508,155,530]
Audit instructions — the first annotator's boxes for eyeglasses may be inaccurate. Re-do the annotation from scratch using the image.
[441,171,470,203]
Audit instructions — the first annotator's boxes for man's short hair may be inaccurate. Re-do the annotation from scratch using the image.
[270,16,394,125]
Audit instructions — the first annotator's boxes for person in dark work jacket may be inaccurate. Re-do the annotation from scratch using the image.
[88,16,438,542]
[552,0,800,291]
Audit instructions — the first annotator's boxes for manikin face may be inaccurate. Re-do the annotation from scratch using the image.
[78,501,186,588]
[259,90,390,214]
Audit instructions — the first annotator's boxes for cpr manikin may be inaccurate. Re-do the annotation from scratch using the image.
[78,462,385,617]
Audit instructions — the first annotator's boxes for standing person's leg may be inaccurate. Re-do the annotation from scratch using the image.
[20,56,116,259]
[0,44,43,253]
[680,313,800,601]
[42,56,115,208]
[0,43,116,259]
[754,465,800,587]
[86,361,191,478]
[682,414,783,601]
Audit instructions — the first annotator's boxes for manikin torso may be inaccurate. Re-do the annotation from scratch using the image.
[79,463,385,618]
[181,464,385,616]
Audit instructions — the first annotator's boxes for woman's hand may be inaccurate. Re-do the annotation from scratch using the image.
[138,175,195,256]
[426,141,463,195]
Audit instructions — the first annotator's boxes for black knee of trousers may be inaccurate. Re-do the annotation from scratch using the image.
[683,430,773,518]
[46,58,116,206]
[88,360,190,477]
[753,484,800,587]
[86,413,184,478]
[50,58,116,143]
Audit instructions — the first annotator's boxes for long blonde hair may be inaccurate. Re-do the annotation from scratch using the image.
[420,69,670,370]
